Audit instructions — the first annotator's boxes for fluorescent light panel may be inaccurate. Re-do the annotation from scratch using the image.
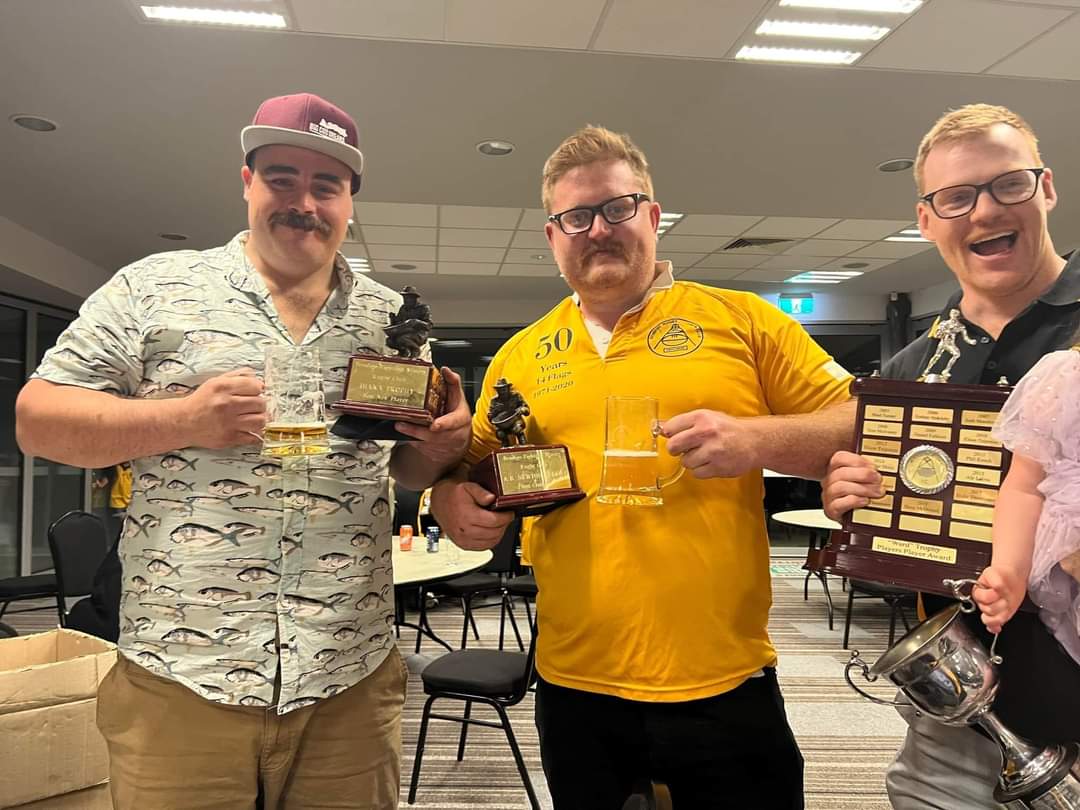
[140,6,287,28]
[736,46,861,65]
[757,20,889,40]
[885,235,930,242]
[778,0,922,12]
[346,258,371,274]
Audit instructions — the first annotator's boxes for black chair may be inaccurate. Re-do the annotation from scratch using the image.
[0,571,59,631]
[842,579,916,649]
[407,629,539,809]
[505,571,537,634]
[46,510,110,629]
[434,516,524,651]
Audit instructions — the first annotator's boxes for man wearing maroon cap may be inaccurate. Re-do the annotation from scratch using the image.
[16,92,470,808]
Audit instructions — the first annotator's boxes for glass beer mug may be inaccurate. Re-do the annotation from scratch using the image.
[596,396,684,506]
[262,346,331,457]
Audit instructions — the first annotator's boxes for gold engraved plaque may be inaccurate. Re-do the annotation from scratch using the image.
[957,447,1002,467]
[344,359,430,409]
[852,508,893,528]
[910,424,953,443]
[865,455,899,474]
[959,429,1001,448]
[899,514,942,535]
[862,438,901,455]
[864,420,903,438]
[869,494,895,510]
[912,406,954,424]
[950,521,992,543]
[951,502,994,524]
[961,410,998,428]
[957,466,1001,486]
[899,444,955,495]
[954,485,997,506]
[872,537,958,565]
[881,475,896,493]
[497,448,572,495]
[866,404,904,421]
[901,497,944,517]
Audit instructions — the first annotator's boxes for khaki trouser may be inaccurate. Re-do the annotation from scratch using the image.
[97,647,408,810]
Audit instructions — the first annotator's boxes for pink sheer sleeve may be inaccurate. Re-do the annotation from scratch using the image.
[992,349,1080,466]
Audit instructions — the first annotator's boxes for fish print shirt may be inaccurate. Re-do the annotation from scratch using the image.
[34,232,408,714]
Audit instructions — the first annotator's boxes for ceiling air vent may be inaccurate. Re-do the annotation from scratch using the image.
[346,222,363,242]
[723,237,792,251]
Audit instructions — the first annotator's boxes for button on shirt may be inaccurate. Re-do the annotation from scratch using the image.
[34,232,407,713]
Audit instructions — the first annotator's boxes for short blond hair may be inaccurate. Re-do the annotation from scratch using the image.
[914,104,1042,192]
[541,125,654,212]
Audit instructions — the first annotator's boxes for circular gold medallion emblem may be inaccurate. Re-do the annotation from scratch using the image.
[899,444,954,495]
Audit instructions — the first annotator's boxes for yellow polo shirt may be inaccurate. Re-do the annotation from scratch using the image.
[466,270,851,701]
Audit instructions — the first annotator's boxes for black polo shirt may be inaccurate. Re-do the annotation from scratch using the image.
[882,251,1080,744]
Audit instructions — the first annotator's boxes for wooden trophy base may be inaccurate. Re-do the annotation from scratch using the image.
[470,445,585,516]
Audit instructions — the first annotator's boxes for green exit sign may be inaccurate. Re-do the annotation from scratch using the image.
[778,294,814,315]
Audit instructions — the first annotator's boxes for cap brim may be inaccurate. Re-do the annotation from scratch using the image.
[241,124,363,177]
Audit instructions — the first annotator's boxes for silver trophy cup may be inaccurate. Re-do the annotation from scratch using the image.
[845,592,1080,808]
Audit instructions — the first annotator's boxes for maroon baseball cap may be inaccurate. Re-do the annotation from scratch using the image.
[241,93,363,193]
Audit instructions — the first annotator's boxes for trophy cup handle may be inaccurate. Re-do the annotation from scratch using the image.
[844,651,904,707]
[943,578,979,613]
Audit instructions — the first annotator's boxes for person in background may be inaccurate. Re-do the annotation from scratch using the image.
[821,103,1080,809]
[429,125,857,809]
[15,92,471,810]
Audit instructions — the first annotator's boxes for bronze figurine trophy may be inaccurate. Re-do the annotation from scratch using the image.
[469,378,585,516]
[819,309,1013,596]
[331,286,446,441]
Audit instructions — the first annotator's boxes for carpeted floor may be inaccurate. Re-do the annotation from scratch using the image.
[6,556,909,809]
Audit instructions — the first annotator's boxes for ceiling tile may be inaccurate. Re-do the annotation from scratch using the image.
[847,241,936,259]
[755,254,831,270]
[353,202,438,227]
[988,13,1080,80]
[859,0,1070,73]
[511,230,551,249]
[439,205,522,229]
[437,246,505,262]
[666,254,707,269]
[518,209,550,230]
[813,219,915,241]
[693,253,766,269]
[594,0,765,58]
[658,235,730,252]
[675,214,764,236]
[499,264,561,277]
[742,217,839,238]
[504,248,555,264]
[437,262,501,275]
[366,244,437,262]
[734,269,800,282]
[819,257,898,272]
[677,267,746,281]
[783,239,870,257]
[361,225,437,245]
[369,260,437,274]
[340,245,369,260]
[445,0,606,48]
[439,228,513,248]
[292,0,446,40]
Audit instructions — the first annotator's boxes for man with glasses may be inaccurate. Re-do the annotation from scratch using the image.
[821,104,1080,809]
[429,125,857,808]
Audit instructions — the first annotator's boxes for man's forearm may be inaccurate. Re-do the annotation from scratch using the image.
[16,379,191,468]
[749,399,857,480]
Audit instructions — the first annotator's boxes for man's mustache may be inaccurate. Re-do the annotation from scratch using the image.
[583,243,627,263]
[269,211,333,237]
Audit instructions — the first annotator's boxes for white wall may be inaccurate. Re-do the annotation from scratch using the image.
[911,277,959,319]
[757,291,887,323]
[0,215,109,300]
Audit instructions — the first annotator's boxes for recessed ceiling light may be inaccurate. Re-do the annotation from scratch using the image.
[140,6,287,28]
[779,0,922,12]
[735,46,861,65]
[10,114,57,132]
[877,158,914,172]
[842,262,869,269]
[756,20,890,40]
[434,340,472,348]
[899,228,922,236]
[476,140,515,157]
[390,263,417,270]
[158,232,188,241]
[532,254,547,261]
[885,235,930,242]
[346,258,371,274]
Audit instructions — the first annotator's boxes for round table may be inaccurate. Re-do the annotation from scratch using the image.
[771,509,841,629]
[393,539,492,652]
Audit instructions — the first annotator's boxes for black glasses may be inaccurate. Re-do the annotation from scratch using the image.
[548,193,650,235]
[920,168,1045,219]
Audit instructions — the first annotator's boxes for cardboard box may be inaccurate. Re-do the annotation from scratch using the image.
[0,629,116,808]
[11,783,112,809]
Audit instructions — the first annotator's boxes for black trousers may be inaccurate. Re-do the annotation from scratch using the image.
[534,669,804,810]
